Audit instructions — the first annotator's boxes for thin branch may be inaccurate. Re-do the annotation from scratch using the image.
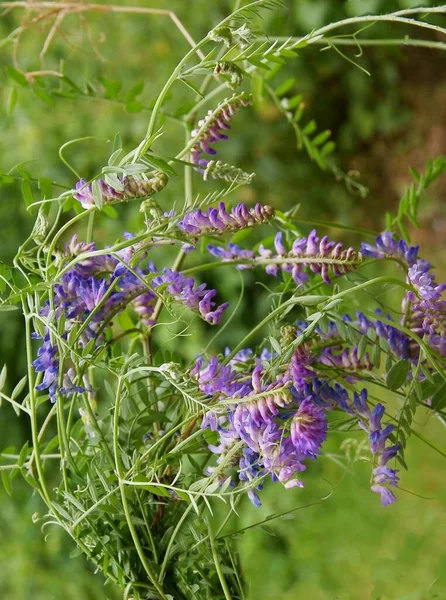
[268,36,446,52]
[40,8,68,59]
[1,1,206,60]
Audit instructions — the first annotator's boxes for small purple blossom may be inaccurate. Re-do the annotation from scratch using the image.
[290,398,327,457]
[371,467,400,506]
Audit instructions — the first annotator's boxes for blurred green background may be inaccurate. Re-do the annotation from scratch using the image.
[0,0,445,598]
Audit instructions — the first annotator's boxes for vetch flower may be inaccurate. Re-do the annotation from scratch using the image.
[371,467,400,506]
[208,229,362,285]
[177,201,274,235]
[290,397,327,457]
[153,269,228,325]
[73,172,168,209]
[190,93,252,169]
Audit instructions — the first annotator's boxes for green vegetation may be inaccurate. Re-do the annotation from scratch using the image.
[0,1,445,598]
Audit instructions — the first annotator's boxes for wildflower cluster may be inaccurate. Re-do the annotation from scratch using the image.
[3,5,446,599]
[195,317,406,508]
[190,233,444,508]
[32,234,227,400]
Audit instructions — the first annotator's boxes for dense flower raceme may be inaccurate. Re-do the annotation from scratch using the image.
[361,232,445,357]
[177,201,274,235]
[354,392,400,506]
[190,92,252,169]
[32,235,228,400]
[195,345,399,507]
[73,172,168,209]
[208,229,363,284]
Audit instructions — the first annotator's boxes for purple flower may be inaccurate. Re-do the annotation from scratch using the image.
[32,334,60,401]
[32,333,85,402]
[371,466,399,506]
[177,201,274,235]
[360,231,419,266]
[33,233,228,400]
[408,262,446,303]
[360,232,445,358]
[208,229,362,285]
[290,398,327,457]
[207,242,255,270]
[153,269,228,325]
[190,93,252,169]
[73,173,168,209]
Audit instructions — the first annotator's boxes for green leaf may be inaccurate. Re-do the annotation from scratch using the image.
[179,78,205,98]
[357,334,368,361]
[269,336,282,355]
[431,382,446,411]
[32,86,55,105]
[125,81,144,103]
[302,120,317,135]
[247,57,270,70]
[112,133,122,153]
[108,149,124,167]
[11,375,27,400]
[419,373,444,400]
[144,154,177,176]
[100,77,122,100]
[0,305,19,312]
[91,180,103,211]
[6,66,28,87]
[38,178,53,200]
[260,524,277,536]
[275,77,295,97]
[397,429,406,448]
[125,101,143,113]
[102,205,118,218]
[313,130,331,146]
[17,442,29,468]
[386,360,410,391]
[320,141,335,157]
[0,364,7,391]
[21,180,33,208]
[137,483,171,497]
[1,471,12,497]
[61,76,83,94]
[372,343,381,368]
[6,87,17,116]
[396,454,408,470]
[293,105,304,123]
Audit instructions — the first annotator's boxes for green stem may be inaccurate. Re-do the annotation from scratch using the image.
[208,521,233,600]
[113,378,167,600]
[135,40,208,159]
[44,208,94,272]
[86,210,95,243]
[159,504,194,581]
[267,35,446,52]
